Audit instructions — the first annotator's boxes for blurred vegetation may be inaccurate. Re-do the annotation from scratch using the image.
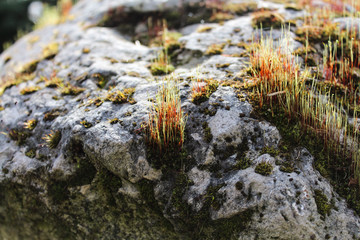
[0,0,57,53]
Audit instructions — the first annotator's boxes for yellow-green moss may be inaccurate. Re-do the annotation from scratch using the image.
[44,108,64,121]
[260,146,280,157]
[205,44,225,55]
[25,148,36,158]
[251,11,284,29]
[23,119,37,131]
[42,42,59,59]
[150,62,175,75]
[82,48,90,53]
[43,130,62,149]
[202,122,213,143]
[197,25,214,33]
[80,120,93,128]
[105,88,135,104]
[314,189,332,217]
[255,162,273,176]
[44,76,63,88]
[109,118,121,124]
[59,83,85,96]
[8,129,30,145]
[20,86,42,95]
[210,12,235,22]
[223,2,258,15]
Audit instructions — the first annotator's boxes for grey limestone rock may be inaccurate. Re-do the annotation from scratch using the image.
[0,0,359,239]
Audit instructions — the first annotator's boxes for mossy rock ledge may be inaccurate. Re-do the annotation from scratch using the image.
[0,0,360,239]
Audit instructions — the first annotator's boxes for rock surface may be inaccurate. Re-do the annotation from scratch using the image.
[0,0,360,239]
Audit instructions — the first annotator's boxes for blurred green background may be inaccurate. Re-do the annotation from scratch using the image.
[0,0,57,53]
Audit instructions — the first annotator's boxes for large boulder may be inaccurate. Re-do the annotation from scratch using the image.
[0,0,359,239]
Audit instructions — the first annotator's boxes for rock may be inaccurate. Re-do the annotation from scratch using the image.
[0,0,359,239]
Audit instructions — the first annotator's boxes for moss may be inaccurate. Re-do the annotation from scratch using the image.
[109,118,121,124]
[149,30,182,54]
[197,25,214,33]
[44,108,66,121]
[8,129,30,145]
[202,122,213,143]
[25,148,36,158]
[86,97,104,107]
[216,63,230,68]
[59,83,85,96]
[235,181,244,190]
[255,103,360,215]
[0,106,4,111]
[91,73,108,88]
[42,42,59,59]
[4,55,12,63]
[20,86,42,95]
[43,130,62,149]
[260,146,280,157]
[44,76,63,88]
[146,142,189,170]
[251,11,284,29]
[80,120,93,128]
[106,88,135,104]
[234,156,251,170]
[295,23,338,44]
[150,62,175,76]
[255,162,273,176]
[18,60,39,74]
[205,183,226,211]
[165,167,255,239]
[232,140,251,170]
[205,43,224,55]
[314,189,332,218]
[138,179,163,214]
[209,12,234,22]
[47,181,69,204]
[223,2,258,15]
[163,32,182,54]
[280,162,294,173]
[97,168,122,193]
[207,209,254,239]
[192,80,219,105]
[0,74,34,97]
[23,119,37,131]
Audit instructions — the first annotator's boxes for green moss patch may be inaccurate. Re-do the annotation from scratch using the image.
[314,189,332,218]
[255,162,273,176]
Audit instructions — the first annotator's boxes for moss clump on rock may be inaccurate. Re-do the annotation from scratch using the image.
[8,129,30,145]
[251,11,284,29]
[314,189,332,218]
[20,86,42,95]
[25,149,36,158]
[260,146,280,157]
[205,43,224,55]
[80,120,93,128]
[59,83,85,96]
[255,162,273,176]
[150,62,175,75]
[202,122,213,143]
[43,130,62,149]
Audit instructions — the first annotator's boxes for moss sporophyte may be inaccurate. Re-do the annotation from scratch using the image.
[144,78,187,167]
